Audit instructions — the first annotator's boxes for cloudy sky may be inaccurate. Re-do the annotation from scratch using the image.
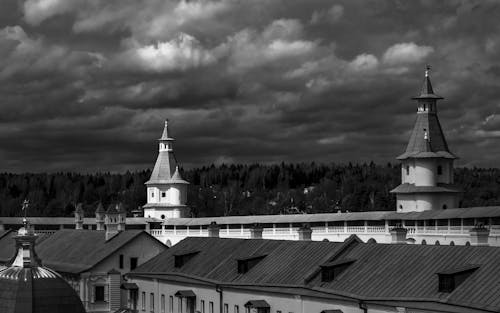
[1,0,500,172]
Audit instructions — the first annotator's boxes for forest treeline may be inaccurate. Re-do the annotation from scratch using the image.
[0,162,499,217]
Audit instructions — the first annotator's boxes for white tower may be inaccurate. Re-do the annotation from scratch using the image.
[391,67,461,212]
[143,120,190,219]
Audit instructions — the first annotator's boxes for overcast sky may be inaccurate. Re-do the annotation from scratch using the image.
[1,0,500,173]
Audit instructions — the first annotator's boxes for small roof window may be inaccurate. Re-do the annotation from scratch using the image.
[437,265,479,293]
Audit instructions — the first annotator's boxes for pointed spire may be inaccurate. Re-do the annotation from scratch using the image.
[95,202,105,214]
[412,65,443,100]
[159,119,174,141]
[171,165,184,181]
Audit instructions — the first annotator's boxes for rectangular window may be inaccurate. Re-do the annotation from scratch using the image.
[150,293,154,313]
[161,294,165,313]
[224,303,229,313]
[234,305,239,313]
[119,254,124,269]
[130,257,138,270]
[201,300,205,313]
[151,192,154,198]
[209,301,214,313]
[162,192,166,198]
[169,296,173,313]
[94,285,105,302]
[142,292,146,311]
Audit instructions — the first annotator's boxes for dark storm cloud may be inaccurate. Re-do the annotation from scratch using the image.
[1,0,500,172]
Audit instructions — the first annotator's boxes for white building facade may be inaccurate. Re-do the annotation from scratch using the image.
[143,120,190,219]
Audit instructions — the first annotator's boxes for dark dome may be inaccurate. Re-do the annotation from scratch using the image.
[0,221,86,313]
[0,267,86,313]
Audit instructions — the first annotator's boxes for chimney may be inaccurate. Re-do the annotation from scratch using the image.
[74,203,84,230]
[469,224,490,246]
[105,203,122,241]
[390,225,407,244]
[297,223,312,241]
[95,202,105,231]
[117,203,127,232]
[250,224,263,239]
[208,221,220,238]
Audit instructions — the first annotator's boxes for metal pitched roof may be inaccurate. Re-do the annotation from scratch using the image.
[390,183,462,194]
[397,112,456,160]
[33,230,160,273]
[130,237,500,312]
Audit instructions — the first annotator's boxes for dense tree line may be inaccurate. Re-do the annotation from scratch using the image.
[0,162,499,217]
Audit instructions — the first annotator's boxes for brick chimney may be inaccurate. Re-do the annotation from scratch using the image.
[250,224,263,239]
[469,224,490,246]
[297,223,312,241]
[208,221,220,238]
[390,225,407,244]
[74,203,84,230]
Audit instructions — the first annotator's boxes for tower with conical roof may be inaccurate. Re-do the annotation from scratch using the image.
[143,120,190,219]
[391,67,461,212]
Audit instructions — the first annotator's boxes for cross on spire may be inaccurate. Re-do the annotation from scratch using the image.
[425,65,431,77]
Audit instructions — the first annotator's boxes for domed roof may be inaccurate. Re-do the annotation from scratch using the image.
[0,220,86,313]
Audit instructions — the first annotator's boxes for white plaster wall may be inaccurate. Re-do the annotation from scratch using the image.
[168,186,181,205]
[92,233,166,274]
[128,277,458,313]
[148,187,159,204]
[144,207,190,219]
[398,193,458,212]
[397,194,418,212]
[414,159,436,186]
[436,160,454,184]
[401,160,416,184]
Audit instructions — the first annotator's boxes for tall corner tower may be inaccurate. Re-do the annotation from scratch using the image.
[391,67,461,212]
[143,120,190,219]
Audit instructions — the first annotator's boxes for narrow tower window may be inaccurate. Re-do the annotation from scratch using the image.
[437,165,443,175]
[406,166,410,175]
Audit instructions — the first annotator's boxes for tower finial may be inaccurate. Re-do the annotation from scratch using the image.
[21,199,29,224]
[425,65,431,77]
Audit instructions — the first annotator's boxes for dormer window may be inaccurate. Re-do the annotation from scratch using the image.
[174,251,199,268]
[237,255,266,274]
[320,259,355,282]
[437,265,479,293]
